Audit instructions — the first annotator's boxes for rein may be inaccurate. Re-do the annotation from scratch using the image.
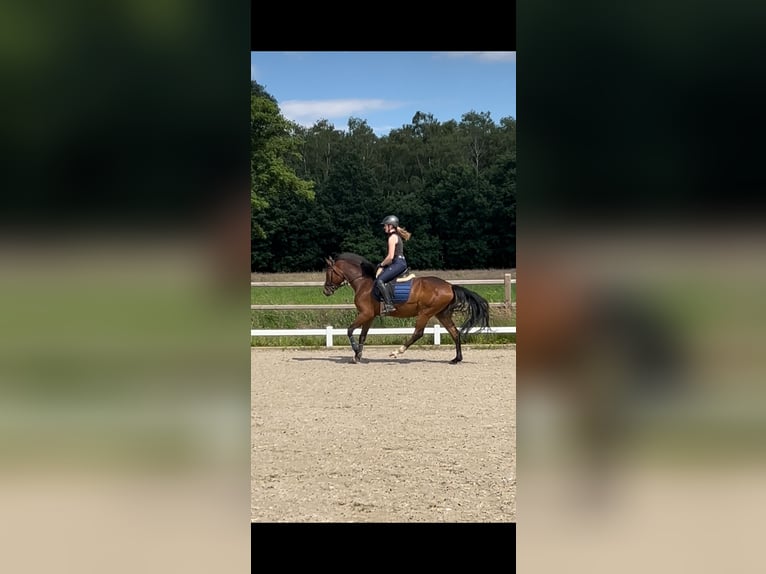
[325,262,366,293]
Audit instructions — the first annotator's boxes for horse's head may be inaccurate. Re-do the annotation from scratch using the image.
[323,257,345,296]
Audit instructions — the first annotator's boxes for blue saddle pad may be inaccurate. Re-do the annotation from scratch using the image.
[391,280,412,303]
[374,279,412,303]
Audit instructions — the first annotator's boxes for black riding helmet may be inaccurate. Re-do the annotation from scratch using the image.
[380,215,399,227]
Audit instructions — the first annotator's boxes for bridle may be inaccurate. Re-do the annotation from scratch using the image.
[324,260,365,294]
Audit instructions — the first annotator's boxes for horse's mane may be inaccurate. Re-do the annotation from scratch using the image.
[334,252,377,279]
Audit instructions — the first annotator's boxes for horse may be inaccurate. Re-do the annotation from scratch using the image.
[323,252,491,364]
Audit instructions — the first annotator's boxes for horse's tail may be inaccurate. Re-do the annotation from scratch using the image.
[450,285,491,336]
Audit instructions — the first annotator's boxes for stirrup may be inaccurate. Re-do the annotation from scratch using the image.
[381,304,396,315]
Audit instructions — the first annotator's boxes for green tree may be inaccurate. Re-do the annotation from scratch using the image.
[426,165,492,269]
[302,120,345,183]
[316,156,381,259]
[460,110,496,178]
[485,116,516,267]
[250,81,314,269]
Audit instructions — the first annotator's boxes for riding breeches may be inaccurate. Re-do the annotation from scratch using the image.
[377,257,407,283]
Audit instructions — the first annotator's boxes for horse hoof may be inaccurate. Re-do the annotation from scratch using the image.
[449,358,462,364]
[351,356,359,364]
[389,353,398,359]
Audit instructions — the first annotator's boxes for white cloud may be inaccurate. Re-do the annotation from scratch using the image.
[372,125,396,136]
[443,51,516,63]
[279,98,405,128]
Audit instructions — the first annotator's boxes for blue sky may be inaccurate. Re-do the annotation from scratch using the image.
[250,51,516,136]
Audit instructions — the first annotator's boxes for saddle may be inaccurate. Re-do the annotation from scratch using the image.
[396,268,415,282]
[374,268,415,305]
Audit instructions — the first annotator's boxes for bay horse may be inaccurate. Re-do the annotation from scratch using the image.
[323,252,491,364]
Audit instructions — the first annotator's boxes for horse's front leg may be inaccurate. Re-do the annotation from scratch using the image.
[355,318,374,362]
[348,314,374,364]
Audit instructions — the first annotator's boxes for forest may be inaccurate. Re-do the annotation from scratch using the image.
[251,81,516,272]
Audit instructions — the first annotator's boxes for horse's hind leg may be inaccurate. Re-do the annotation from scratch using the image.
[389,314,430,359]
[436,310,463,364]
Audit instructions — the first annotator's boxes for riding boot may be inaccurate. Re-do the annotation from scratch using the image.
[376,279,396,314]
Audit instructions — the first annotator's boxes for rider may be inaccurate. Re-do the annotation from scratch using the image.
[376,215,411,314]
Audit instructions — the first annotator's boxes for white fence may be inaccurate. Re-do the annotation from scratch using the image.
[250,325,516,347]
[250,274,516,346]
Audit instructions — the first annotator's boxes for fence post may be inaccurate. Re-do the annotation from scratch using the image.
[504,273,512,310]
[325,325,333,348]
[433,323,441,345]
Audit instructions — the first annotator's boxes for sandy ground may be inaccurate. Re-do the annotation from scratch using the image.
[251,345,515,522]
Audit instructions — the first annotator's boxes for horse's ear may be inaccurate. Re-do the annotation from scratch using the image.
[324,257,333,266]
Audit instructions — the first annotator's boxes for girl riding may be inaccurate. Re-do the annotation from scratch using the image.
[376,215,412,314]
